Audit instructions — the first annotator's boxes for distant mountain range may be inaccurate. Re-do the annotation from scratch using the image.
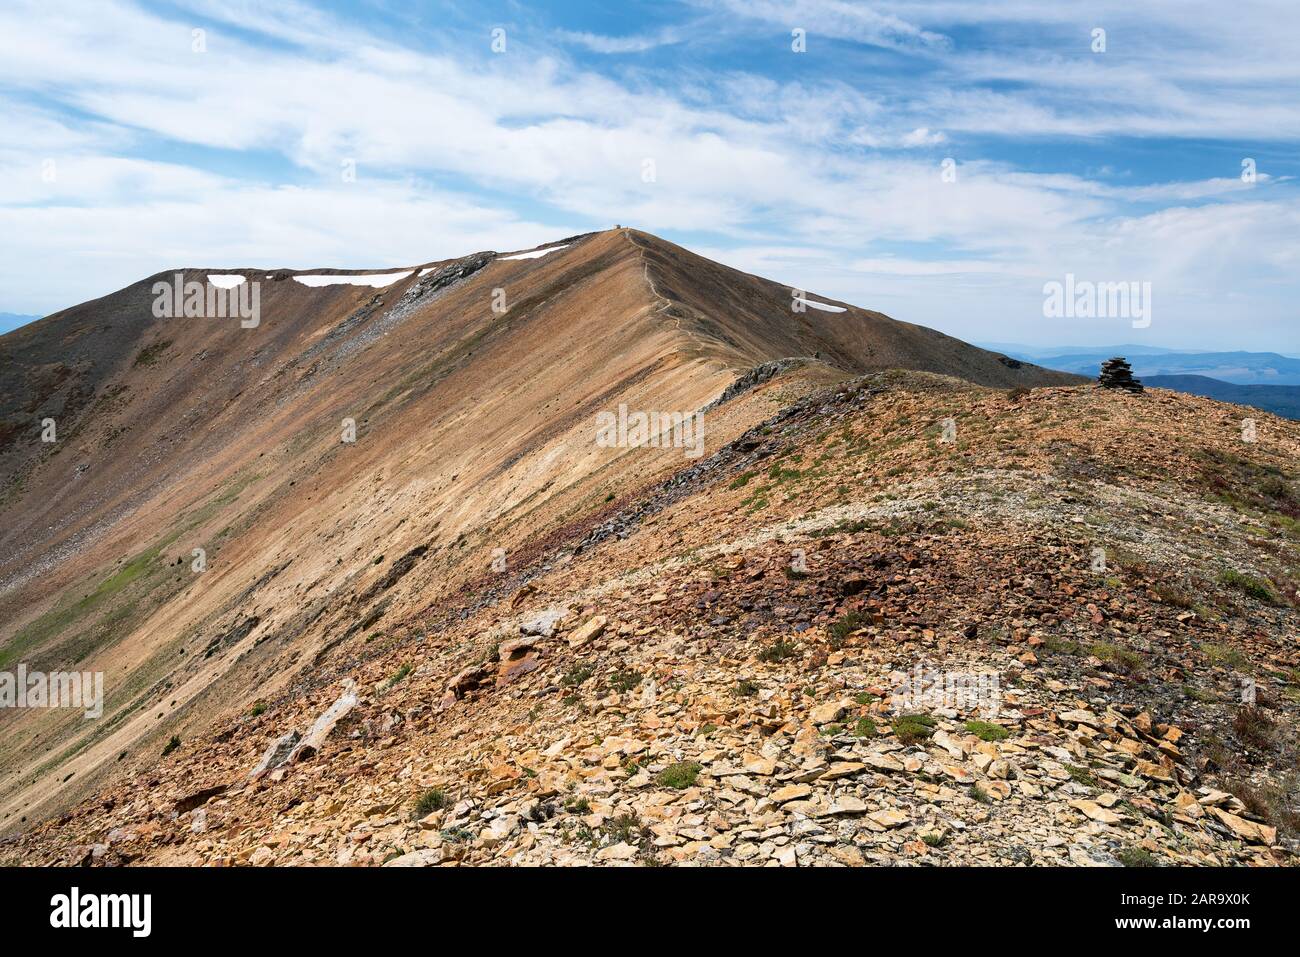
[1142,375,1300,420]
[0,313,39,335]
[980,343,1300,385]
[978,342,1182,358]
[978,342,1300,420]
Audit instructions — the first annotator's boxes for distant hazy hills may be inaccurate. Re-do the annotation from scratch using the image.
[0,313,39,335]
[980,343,1300,386]
[1139,375,1300,420]
[979,343,1300,420]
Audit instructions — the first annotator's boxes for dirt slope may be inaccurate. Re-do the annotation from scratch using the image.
[627,229,1078,388]
[4,370,1297,867]
[20,230,1295,871]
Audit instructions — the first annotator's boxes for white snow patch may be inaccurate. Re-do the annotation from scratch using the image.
[292,271,413,288]
[497,244,569,261]
[794,296,846,313]
[207,274,247,288]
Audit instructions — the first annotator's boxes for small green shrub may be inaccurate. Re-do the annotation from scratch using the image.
[1066,764,1098,788]
[1233,706,1276,751]
[892,713,936,744]
[758,639,797,663]
[1089,642,1144,672]
[562,663,595,687]
[413,788,447,817]
[828,612,864,646]
[1116,846,1159,867]
[1219,569,1277,603]
[608,668,643,693]
[965,720,1010,742]
[656,761,702,790]
[1201,642,1248,670]
[384,663,412,689]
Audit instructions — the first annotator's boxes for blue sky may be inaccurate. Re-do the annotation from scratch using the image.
[1,0,1297,351]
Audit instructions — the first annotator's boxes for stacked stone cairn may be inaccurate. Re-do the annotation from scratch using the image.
[1097,356,1144,392]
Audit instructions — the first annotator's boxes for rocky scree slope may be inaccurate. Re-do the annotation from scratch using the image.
[4,371,1298,867]
[0,229,1073,831]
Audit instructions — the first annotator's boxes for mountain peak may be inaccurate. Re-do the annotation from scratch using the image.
[2,233,1295,872]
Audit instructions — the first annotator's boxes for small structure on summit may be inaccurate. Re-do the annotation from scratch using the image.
[1097,356,1144,393]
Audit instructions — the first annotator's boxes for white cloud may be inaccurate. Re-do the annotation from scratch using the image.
[851,258,1009,276]
[0,0,1295,352]
[898,127,946,148]
[556,28,685,54]
[709,0,950,51]
[0,181,567,313]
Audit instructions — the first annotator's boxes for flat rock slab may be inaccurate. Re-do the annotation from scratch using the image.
[288,681,358,763]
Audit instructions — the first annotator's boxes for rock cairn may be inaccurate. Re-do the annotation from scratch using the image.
[1097,356,1144,392]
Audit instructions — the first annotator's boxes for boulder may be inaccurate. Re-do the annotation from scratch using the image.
[249,731,301,779]
[287,680,358,763]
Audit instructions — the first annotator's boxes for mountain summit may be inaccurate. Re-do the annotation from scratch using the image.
[1,229,1295,867]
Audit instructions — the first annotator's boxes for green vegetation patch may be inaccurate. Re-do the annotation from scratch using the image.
[892,713,937,744]
[133,338,173,367]
[0,545,163,669]
[1116,846,1160,867]
[656,761,702,790]
[413,788,447,817]
[758,639,798,663]
[828,611,864,646]
[965,720,1010,742]
[1218,569,1278,604]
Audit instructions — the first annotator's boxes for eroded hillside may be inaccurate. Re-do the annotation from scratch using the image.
[4,366,1298,867]
[0,228,1076,833]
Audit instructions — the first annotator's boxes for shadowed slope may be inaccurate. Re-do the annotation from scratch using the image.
[625,228,1080,388]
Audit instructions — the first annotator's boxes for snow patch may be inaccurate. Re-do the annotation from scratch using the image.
[207,274,247,288]
[292,271,413,288]
[795,296,846,313]
[497,244,569,261]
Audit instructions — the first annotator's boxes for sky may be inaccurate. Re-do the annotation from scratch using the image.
[0,0,1297,352]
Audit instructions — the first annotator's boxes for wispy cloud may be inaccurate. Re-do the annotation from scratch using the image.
[556,28,686,54]
[0,0,1295,351]
[708,0,950,51]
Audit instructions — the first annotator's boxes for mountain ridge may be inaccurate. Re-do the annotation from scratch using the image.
[983,344,1300,385]
[0,228,1074,824]
[1,229,1295,868]
[1144,374,1300,420]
